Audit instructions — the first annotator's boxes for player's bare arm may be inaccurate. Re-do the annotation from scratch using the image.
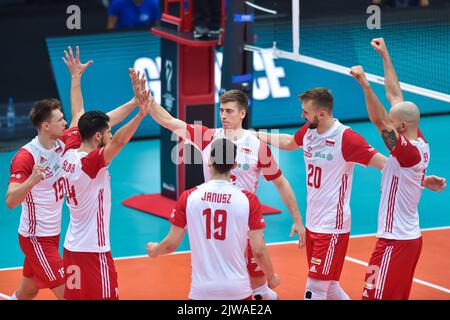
[147,225,186,258]
[62,46,93,128]
[271,175,306,248]
[103,84,151,165]
[248,229,280,289]
[367,152,388,170]
[423,176,446,192]
[350,65,399,152]
[371,38,404,107]
[6,166,45,209]
[256,131,300,151]
[129,68,189,140]
[104,69,144,127]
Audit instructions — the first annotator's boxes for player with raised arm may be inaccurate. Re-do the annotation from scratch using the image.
[131,69,304,300]
[349,37,445,300]
[61,70,151,300]
[5,46,93,300]
[254,83,444,300]
[146,138,280,300]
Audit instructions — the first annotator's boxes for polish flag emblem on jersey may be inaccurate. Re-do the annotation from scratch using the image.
[325,139,335,147]
[241,147,252,155]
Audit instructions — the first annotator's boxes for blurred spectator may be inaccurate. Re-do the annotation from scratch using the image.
[193,0,221,39]
[107,0,160,29]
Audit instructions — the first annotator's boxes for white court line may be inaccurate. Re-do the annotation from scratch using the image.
[345,256,450,294]
[0,292,10,300]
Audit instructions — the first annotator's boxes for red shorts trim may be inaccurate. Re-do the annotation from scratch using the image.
[305,229,350,281]
[63,249,119,300]
[246,240,265,278]
[362,237,422,300]
[19,234,65,289]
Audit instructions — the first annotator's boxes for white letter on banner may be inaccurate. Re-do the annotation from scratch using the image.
[252,52,270,100]
[261,53,290,98]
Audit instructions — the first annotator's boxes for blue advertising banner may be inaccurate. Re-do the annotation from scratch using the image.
[46,30,450,138]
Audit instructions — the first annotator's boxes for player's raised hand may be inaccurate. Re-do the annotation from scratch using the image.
[62,46,93,77]
[267,274,280,290]
[29,165,46,186]
[290,221,306,249]
[424,175,446,192]
[371,38,389,58]
[350,65,370,88]
[146,242,159,258]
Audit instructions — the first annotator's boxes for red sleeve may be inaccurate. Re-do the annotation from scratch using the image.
[257,142,282,181]
[242,190,266,230]
[294,123,309,147]
[169,188,197,228]
[185,124,215,151]
[342,129,378,166]
[62,127,82,154]
[81,147,106,179]
[391,135,421,168]
[9,148,35,184]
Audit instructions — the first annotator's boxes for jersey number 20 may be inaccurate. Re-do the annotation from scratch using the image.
[307,164,322,189]
[203,209,227,240]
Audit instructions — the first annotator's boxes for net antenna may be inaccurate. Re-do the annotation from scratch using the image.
[244,0,450,104]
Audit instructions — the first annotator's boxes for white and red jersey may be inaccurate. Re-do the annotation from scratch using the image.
[170,180,266,300]
[60,128,112,253]
[8,128,78,237]
[294,120,378,234]
[377,132,429,240]
[185,124,282,193]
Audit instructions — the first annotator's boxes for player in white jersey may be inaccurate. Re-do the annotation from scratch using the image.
[61,69,151,300]
[5,46,95,300]
[254,86,443,300]
[134,69,304,300]
[147,138,280,300]
[255,87,389,300]
[350,38,446,299]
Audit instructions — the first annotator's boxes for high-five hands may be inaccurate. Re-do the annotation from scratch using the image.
[62,46,93,77]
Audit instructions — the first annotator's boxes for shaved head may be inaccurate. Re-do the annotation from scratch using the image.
[389,101,420,134]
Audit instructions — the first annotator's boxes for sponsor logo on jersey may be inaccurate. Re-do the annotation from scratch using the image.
[364,282,374,290]
[368,147,375,152]
[40,156,47,163]
[309,265,317,273]
[311,257,322,265]
[303,151,312,158]
[55,146,62,153]
[10,173,22,180]
[170,209,175,219]
[325,138,335,147]
[307,134,313,141]
[315,151,333,161]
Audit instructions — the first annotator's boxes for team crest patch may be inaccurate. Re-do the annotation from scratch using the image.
[311,257,322,265]
[309,265,317,273]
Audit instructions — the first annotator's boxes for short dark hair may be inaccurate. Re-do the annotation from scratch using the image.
[209,138,237,174]
[29,98,62,129]
[219,89,249,113]
[78,111,110,141]
[298,88,333,112]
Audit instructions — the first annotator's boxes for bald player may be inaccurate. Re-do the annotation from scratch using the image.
[350,38,446,300]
